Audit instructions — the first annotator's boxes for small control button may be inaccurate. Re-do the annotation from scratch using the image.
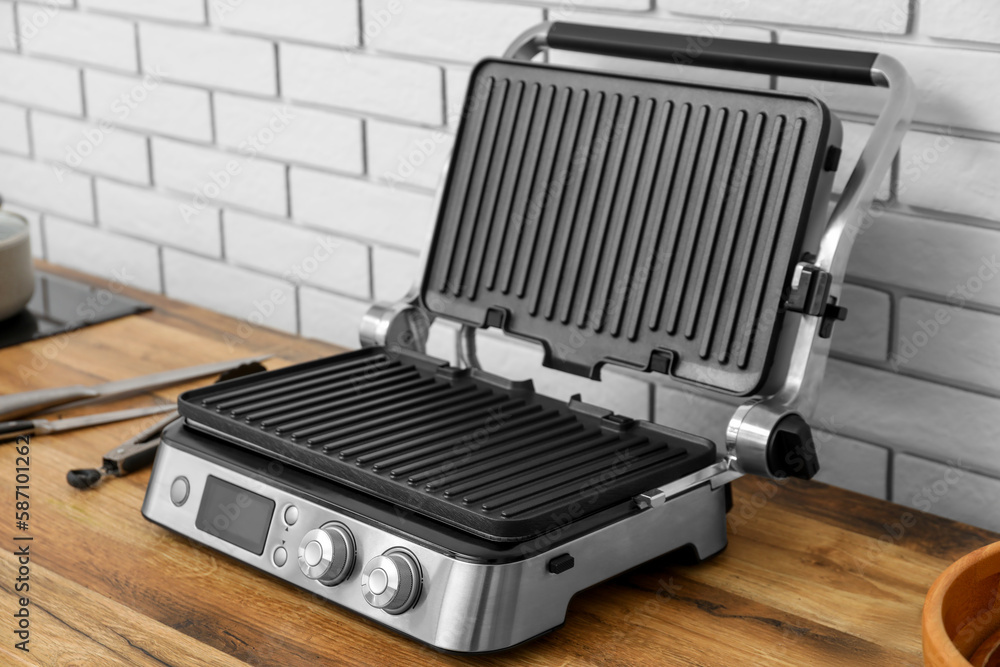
[304,540,323,567]
[169,477,189,506]
[284,505,299,526]
[547,553,574,574]
[273,546,287,567]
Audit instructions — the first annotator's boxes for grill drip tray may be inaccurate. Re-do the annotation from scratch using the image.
[178,348,716,542]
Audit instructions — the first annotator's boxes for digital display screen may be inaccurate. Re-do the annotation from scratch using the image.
[195,476,275,555]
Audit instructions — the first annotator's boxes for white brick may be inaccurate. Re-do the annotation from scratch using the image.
[372,246,418,301]
[84,70,212,142]
[23,11,136,71]
[4,205,44,258]
[546,0,650,9]
[299,287,369,349]
[95,180,221,255]
[163,249,298,333]
[475,332,653,420]
[898,132,1000,222]
[778,32,1000,135]
[836,121,890,200]
[444,66,471,130]
[0,102,29,154]
[32,112,149,184]
[0,53,81,114]
[922,0,1000,46]
[152,138,287,216]
[670,0,908,34]
[215,95,363,173]
[812,433,889,499]
[893,454,1000,532]
[45,216,161,291]
[281,45,442,125]
[896,297,1000,393]
[224,211,370,298]
[362,0,542,63]
[290,168,434,252]
[0,2,15,51]
[212,0,358,47]
[847,212,1000,310]
[367,121,453,191]
[0,152,92,220]
[79,0,205,23]
[548,14,772,90]
[140,24,276,96]
[831,284,890,362]
[815,360,1000,478]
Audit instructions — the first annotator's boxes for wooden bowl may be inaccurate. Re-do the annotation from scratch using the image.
[924,541,1000,666]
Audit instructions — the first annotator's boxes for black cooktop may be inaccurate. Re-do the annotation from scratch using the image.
[0,271,150,349]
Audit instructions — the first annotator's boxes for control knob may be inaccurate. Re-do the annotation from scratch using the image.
[297,523,355,586]
[361,549,421,614]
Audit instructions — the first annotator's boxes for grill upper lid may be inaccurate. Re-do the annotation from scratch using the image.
[420,59,840,395]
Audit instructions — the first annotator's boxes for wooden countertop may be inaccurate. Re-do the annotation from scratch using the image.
[1,262,994,666]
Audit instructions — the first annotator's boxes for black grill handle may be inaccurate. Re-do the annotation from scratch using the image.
[546,22,880,86]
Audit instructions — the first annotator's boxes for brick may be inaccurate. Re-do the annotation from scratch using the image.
[361,0,542,63]
[425,319,459,364]
[78,0,205,23]
[152,138,287,217]
[45,216,161,291]
[830,283,890,362]
[366,121,453,191]
[548,14,772,90]
[223,211,370,298]
[4,204,44,258]
[893,454,1000,532]
[812,433,889,499]
[290,168,435,252]
[847,211,1000,310]
[0,53,81,114]
[214,95,363,173]
[835,120,890,200]
[444,66,471,130]
[0,2,14,51]
[547,0,650,9]
[898,131,1000,222]
[32,112,149,185]
[140,23,276,96]
[211,0,358,47]
[474,332,653,420]
[281,45,442,125]
[163,249,298,333]
[299,287,369,349]
[815,359,1000,478]
[922,0,1000,46]
[0,102,29,154]
[0,152,92,220]
[896,297,1000,393]
[22,11,136,72]
[778,32,1000,136]
[95,180,221,255]
[670,0,908,34]
[372,246,419,301]
[84,70,212,142]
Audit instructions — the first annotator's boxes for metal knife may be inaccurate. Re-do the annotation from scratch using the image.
[0,354,271,421]
[0,404,178,443]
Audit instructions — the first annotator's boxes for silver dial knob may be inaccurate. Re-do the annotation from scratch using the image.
[361,549,421,614]
[297,523,355,586]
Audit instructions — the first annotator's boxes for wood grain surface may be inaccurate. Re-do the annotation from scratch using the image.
[0,262,995,667]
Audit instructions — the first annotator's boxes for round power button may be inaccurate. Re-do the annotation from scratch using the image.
[169,477,189,506]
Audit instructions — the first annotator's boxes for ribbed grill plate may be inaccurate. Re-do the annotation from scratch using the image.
[178,348,715,542]
[421,60,837,394]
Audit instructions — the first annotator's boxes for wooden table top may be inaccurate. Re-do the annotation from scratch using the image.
[1,262,994,667]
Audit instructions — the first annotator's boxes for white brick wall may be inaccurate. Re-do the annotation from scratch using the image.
[2,0,999,530]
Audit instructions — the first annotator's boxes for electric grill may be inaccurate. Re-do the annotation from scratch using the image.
[142,22,915,654]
